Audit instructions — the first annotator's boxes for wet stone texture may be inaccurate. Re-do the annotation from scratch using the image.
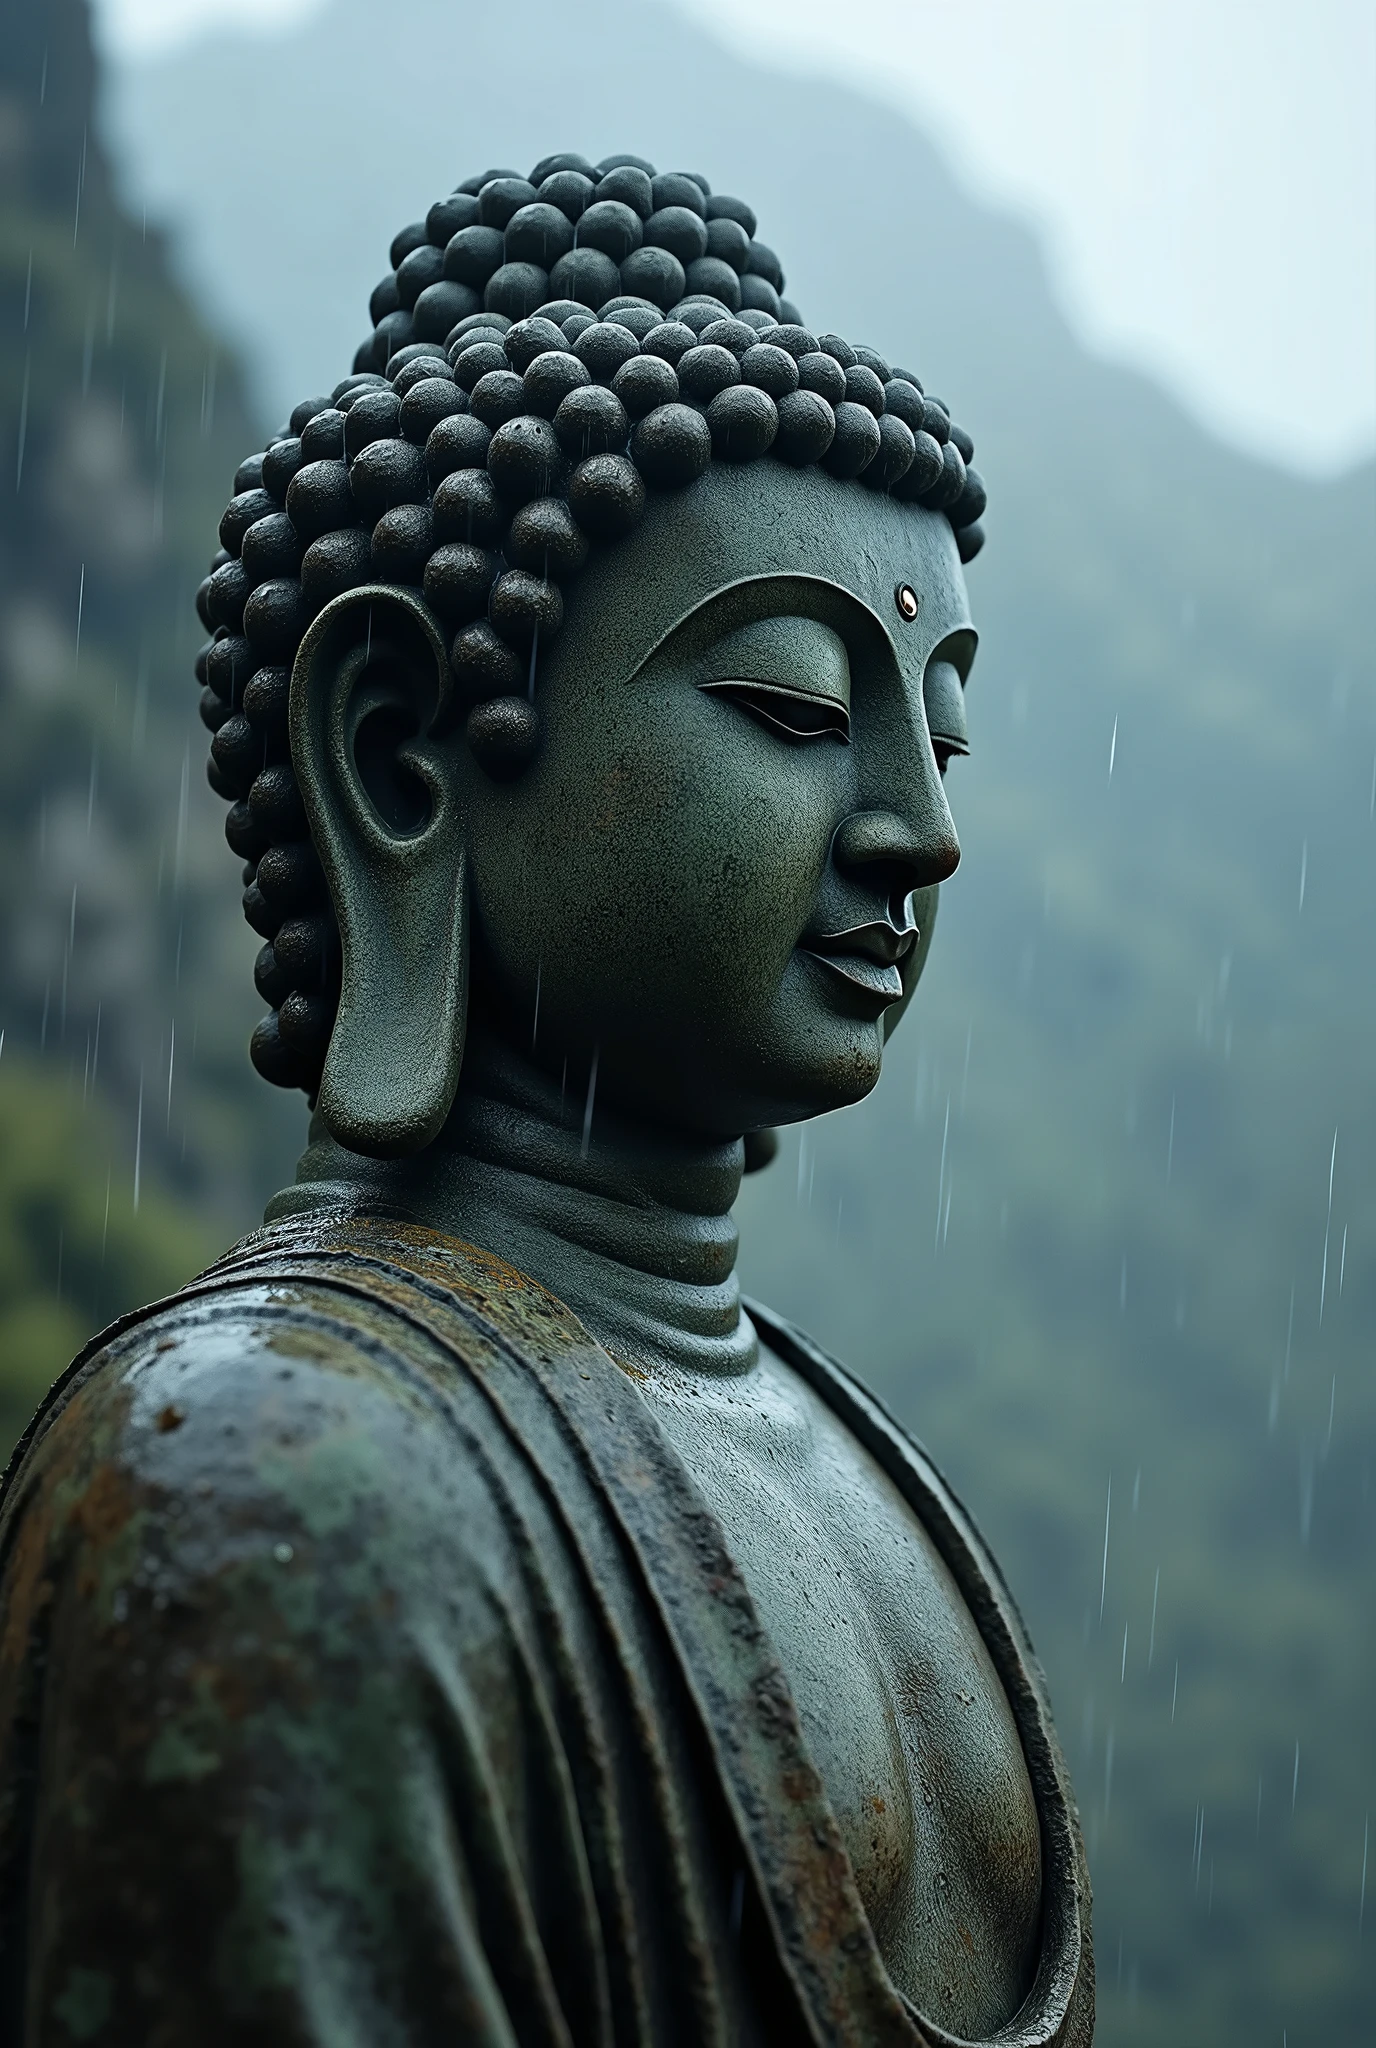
[0,1213,1093,2045]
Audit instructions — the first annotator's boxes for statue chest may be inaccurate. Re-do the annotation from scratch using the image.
[644,1346,1043,2041]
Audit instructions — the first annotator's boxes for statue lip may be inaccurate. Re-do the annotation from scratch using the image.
[800,915,918,1004]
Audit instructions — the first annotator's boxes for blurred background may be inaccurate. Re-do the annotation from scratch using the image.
[2,0,1372,2038]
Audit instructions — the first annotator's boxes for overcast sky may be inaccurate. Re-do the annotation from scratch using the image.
[94,0,1375,475]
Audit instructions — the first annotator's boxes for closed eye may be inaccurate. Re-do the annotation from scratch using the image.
[699,679,850,744]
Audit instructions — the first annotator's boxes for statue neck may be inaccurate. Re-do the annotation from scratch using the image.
[267,1028,758,1377]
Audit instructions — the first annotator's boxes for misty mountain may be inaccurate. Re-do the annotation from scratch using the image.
[13,0,1375,2037]
[0,0,308,1437]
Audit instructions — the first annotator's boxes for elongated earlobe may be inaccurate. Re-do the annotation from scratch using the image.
[290,586,466,1157]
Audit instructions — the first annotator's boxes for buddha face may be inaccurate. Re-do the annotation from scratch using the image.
[459,461,971,1137]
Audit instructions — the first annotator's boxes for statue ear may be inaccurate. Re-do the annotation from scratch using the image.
[290,585,466,1158]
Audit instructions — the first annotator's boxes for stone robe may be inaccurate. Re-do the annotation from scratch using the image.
[0,1211,1092,2045]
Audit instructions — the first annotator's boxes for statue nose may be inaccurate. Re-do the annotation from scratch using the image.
[831,806,961,897]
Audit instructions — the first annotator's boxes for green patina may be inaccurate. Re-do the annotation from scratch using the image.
[52,1966,114,2041]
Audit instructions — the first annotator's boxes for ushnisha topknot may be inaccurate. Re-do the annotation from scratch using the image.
[195,151,988,1100]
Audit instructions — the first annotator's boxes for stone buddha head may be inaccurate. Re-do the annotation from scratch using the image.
[195,150,985,1164]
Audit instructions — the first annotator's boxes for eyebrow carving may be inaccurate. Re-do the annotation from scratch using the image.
[628,573,879,689]
[698,677,851,743]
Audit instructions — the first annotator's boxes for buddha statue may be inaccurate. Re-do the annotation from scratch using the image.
[0,152,1092,2045]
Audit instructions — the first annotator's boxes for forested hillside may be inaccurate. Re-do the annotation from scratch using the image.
[0,0,305,1449]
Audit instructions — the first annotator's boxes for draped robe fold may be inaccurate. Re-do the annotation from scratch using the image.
[0,1211,1093,2047]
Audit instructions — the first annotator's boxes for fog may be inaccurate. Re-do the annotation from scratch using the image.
[95,0,1376,470]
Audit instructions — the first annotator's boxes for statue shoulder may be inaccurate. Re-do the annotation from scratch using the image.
[0,1246,653,2044]
[0,1254,514,1608]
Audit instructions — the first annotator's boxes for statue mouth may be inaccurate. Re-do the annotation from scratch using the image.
[800,913,919,1004]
